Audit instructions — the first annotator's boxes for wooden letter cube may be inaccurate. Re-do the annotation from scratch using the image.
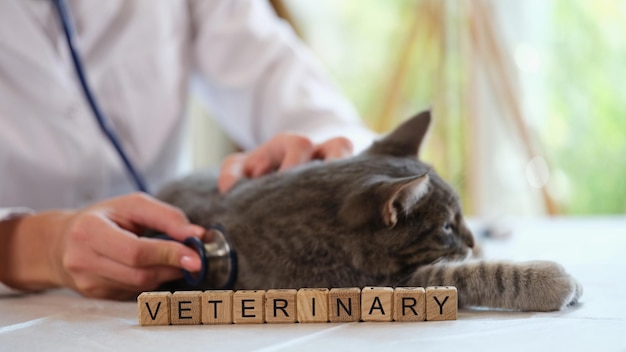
[170,291,202,325]
[297,288,329,323]
[393,287,425,322]
[233,290,265,324]
[138,291,171,326]
[265,289,297,323]
[329,288,361,323]
[425,286,458,321]
[361,287,393,322]
[202,290,233,325]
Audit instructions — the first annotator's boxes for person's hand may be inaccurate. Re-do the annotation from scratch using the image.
[0,193,204,300]
[218,133,353,193]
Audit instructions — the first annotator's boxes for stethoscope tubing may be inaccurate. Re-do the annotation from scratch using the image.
[51,0,226,288]
[52,0,149,194]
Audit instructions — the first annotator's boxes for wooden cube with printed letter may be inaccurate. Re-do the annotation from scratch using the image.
[202,290,233,325]
[170,291,202,325]
[329,287,361,323]
[296,288,329,323]
[265,289,297,323]
[138,291,171,326]
[425,286,457,321]
[233,290,266,324]
[361,287,393,322]
[393,287,426,322]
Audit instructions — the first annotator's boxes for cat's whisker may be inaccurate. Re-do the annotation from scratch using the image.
[391,271,420,287]
[452,175,466,193]
[431,256,450,265]
[463,248,474,261]
[447,175,466,204]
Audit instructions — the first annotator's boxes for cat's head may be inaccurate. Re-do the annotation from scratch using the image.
[338,110,475,273]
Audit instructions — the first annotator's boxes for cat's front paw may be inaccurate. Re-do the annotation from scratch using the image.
[522,261,582,311]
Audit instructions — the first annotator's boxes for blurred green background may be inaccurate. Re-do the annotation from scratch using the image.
[546,1,626,214]
[281,0,626,216]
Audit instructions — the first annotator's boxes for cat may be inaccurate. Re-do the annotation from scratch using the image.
[156,110,582,312]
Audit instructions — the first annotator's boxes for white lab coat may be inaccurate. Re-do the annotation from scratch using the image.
[0,0,376,218]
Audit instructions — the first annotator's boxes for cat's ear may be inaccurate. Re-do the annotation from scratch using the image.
[339,171,430,229]
[366,109,431,158]
[381,172,430,227]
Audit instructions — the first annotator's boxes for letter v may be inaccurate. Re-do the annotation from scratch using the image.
[146,301,162,320]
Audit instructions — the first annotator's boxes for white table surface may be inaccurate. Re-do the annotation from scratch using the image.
[1,217,625,352]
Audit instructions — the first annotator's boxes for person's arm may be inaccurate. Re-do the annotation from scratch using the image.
[188,0,377,191]
[189,0,376,149]
[0,193,203,300]
[0,208,35,294]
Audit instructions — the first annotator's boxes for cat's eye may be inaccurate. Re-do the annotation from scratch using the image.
[442,222,453,232]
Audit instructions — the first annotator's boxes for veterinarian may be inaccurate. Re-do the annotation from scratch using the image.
[0,1,376,299]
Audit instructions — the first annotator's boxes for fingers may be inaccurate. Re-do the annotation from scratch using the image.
[313,137,354,160]
[217,153,246,194]
[68,252,183,299]
[242,134,315,173]
[81,214,202,272]
[218,134,355,193]
[276,135,315,171]
[55,193,210,300]
[104,193,204,242]
[89,259,182,293]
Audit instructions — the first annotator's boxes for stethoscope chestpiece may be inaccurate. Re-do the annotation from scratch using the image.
[154,225,237,290]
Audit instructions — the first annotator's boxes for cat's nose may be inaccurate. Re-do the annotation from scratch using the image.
[466,235,475,248]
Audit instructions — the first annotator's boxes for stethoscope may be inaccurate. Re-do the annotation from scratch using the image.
[51,0,236,290]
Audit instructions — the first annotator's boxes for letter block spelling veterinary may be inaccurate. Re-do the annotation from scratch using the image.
[138,286,458,326]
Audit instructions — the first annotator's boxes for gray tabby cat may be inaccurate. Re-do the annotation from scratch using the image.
[157,110,582,312]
